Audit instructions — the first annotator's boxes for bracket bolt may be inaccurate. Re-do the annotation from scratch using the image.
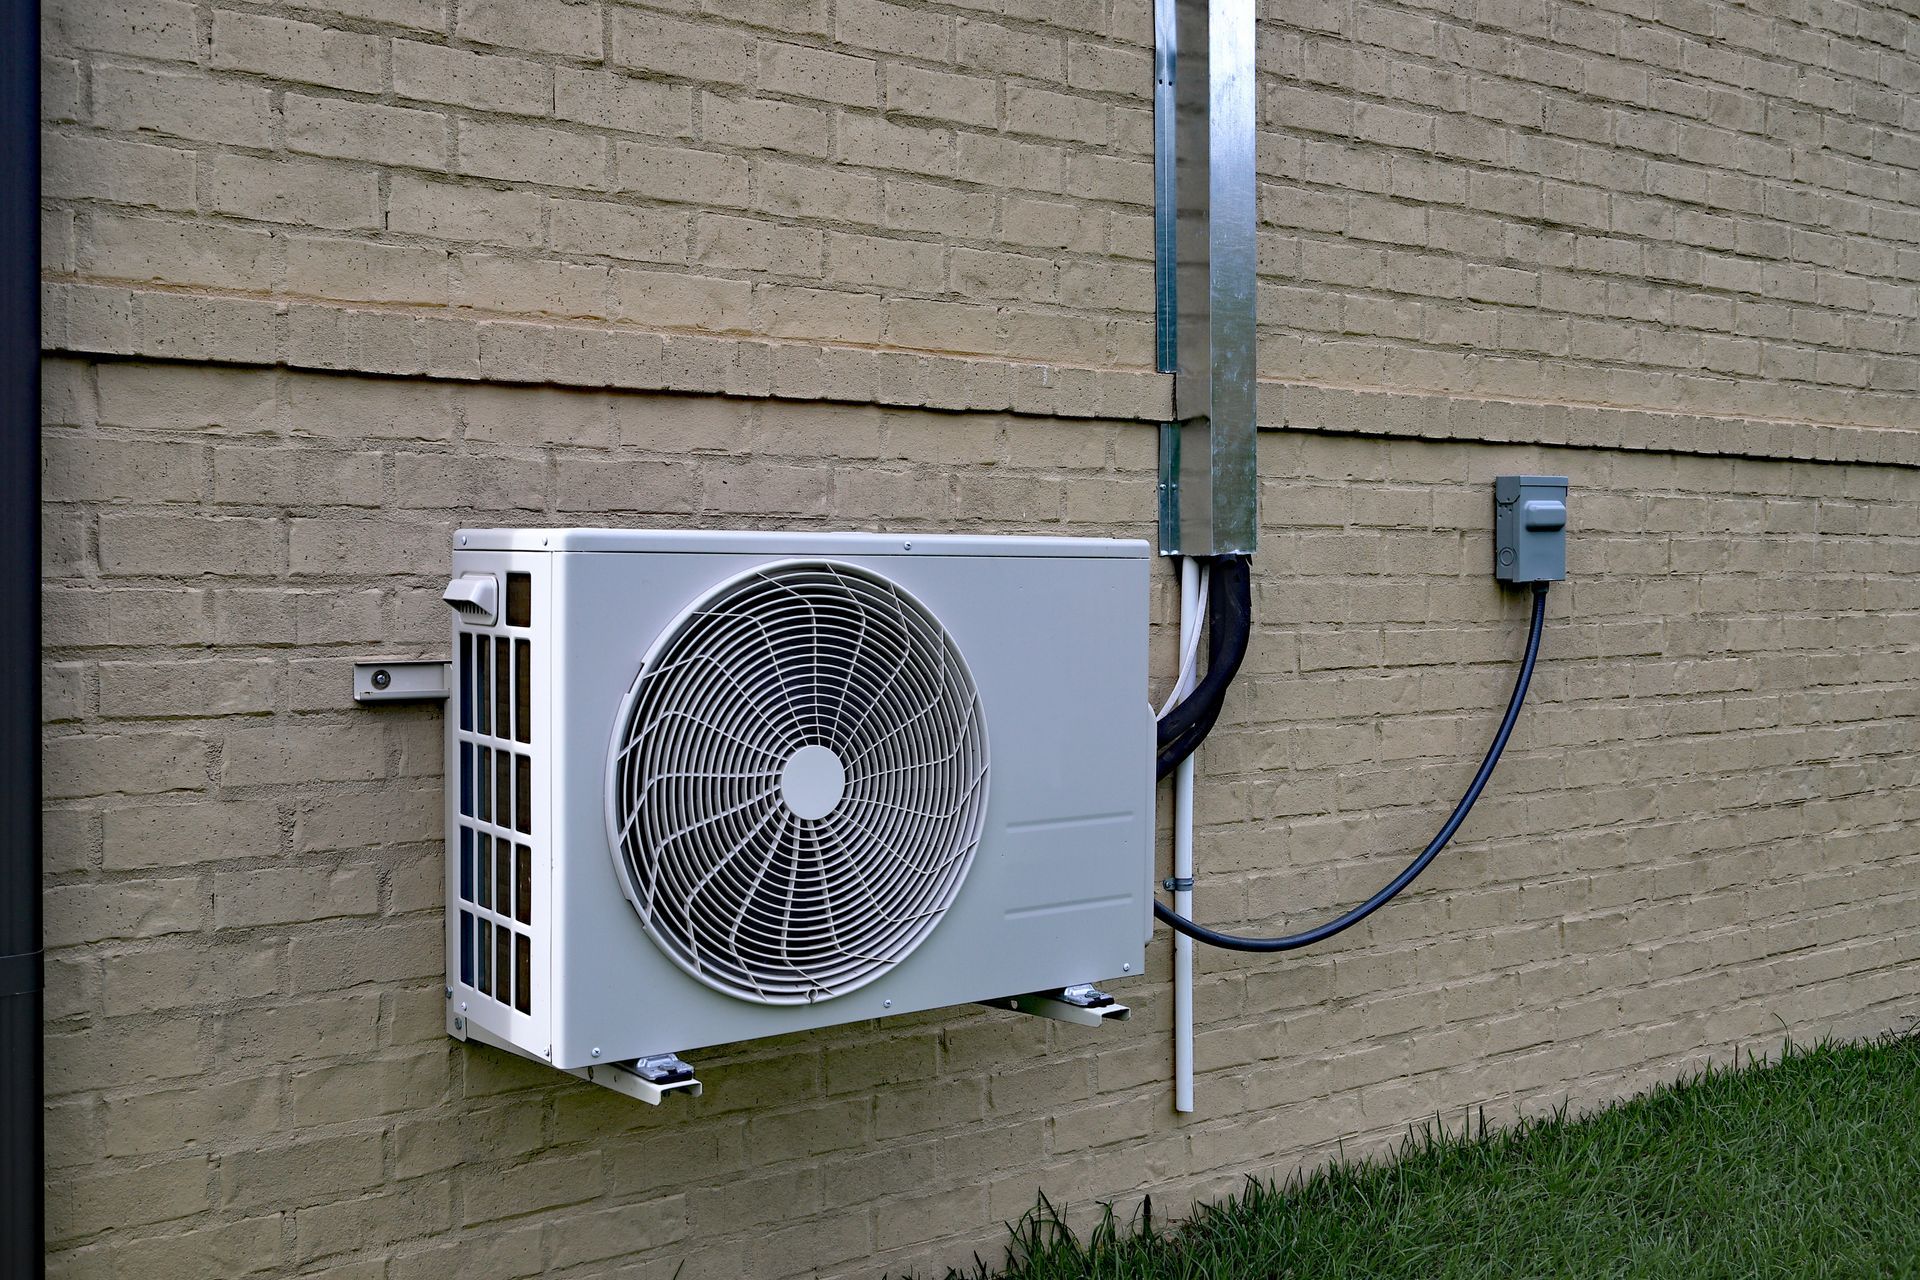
[444,987,452,999]
[454,1017,465,1031]
[371,669,392,690]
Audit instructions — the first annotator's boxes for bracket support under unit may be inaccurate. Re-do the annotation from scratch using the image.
[568,1054,703,1106]
[981,984,1132,1028]
[351,659,450,704]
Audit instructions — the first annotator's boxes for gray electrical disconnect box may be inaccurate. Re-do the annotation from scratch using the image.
[1493,476,1568,583]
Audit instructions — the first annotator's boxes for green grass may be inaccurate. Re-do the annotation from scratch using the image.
[948,1031,1920,1280]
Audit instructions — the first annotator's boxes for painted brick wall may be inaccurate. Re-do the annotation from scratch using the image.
[37,0,1920,1277]
[41,0,1920,421]
[42,358,1920,1277]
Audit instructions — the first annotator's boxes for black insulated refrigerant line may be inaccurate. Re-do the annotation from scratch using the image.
[0,0,40,1273]
[1154,583,1550,952]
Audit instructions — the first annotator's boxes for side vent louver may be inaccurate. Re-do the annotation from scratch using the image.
[456,570,535,1016]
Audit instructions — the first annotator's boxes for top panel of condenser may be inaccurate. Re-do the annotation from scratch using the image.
[455,530,1152,559]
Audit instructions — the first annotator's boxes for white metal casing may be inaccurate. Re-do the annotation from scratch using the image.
[445,529,1153,1070]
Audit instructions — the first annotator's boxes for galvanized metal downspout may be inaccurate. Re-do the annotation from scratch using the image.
[0,1,42,1272]
[1155,0,1257,1115]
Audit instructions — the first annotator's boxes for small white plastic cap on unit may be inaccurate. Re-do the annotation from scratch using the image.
[443,573,499,625]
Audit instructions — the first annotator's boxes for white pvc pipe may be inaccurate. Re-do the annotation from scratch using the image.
[1173,556,1199,1114]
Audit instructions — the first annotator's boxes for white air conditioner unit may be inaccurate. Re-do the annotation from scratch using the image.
[444,530,1152,1100]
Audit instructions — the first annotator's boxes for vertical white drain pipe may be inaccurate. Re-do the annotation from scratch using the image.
[1173,556,1199,1113]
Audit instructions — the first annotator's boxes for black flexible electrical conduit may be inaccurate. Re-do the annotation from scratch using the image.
[1156,554,1251,779]
[1155,581,1549,953]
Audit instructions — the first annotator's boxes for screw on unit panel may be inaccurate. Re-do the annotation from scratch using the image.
[883,1000,892,1009]
[591,1048,601,1057]
[1122,964,1131,972]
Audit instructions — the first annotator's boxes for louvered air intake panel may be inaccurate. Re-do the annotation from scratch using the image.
[446,530,1152,1072]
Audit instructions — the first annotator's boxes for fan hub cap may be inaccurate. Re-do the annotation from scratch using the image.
[779,744,847,820]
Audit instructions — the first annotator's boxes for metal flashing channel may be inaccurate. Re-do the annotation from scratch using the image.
[1156,0,1259,557]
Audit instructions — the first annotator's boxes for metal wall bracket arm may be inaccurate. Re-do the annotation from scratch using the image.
[981,984,1132,1028]
[570,1055,704,1105]
[352,660,450,704]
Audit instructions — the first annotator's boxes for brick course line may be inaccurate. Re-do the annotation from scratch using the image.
[41,283,1920,467]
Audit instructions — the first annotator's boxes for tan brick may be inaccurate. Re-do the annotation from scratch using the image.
[286,374,455,442]
[48,1156,212,1243]
[286,237,450,306]
[454,253,610,318]
[208,154,381,231]
[958,18,1065,79]
[616,142,750,207]
[693,214,821,273]
[222,1133,386,1210]
[92,65,275,148]
[210,11,384,92]
[455,0,601,59]
[388,176,542,248]
[100,658,277,719]
[212,443,385,507]
[394,40,551,114]
[293,1052,448,1125]
[885,65,998,129]
[45,876,205,946]
[44,436,202,503]
[838,0,950,60]
[47,0,197,60]
[825,231,944,292]
[94,1215,286,1280]
[1006,84,1108,143]
[45,134,194,212]
[287,95,447,169]
[544,1197,691,1270]
[703,93,830,157]
[220,720,389,787]
[214,863,379,928]
[840,115,952,177]
[759,41,878,108]
[101,938,282,1015]
[557,69,695,138]
[553,456,700,512]
[99,513,282,577]
[221,992,381,1068]
[756,161,879,223]
[612,12,756,84]
[463,1153,603,1223]
[459,119,605,191]
[81,214,273,291]
[550,198,688,265]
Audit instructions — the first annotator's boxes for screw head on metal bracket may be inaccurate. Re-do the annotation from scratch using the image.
[371,669,392,690]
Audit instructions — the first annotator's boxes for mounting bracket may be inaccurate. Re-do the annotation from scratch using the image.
[981,984,1132,1028]
[567,1054,703,1106]
[452,1008,701,1105]
[352,659,450,704]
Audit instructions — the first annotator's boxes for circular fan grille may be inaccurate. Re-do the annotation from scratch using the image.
[607,559,990,1005]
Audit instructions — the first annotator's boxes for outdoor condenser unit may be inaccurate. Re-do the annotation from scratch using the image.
[443,530,1152,1100]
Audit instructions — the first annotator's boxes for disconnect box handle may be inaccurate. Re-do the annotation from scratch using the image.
[1522,499,1567,531]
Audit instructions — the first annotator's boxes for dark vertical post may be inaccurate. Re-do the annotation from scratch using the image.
[0,0,41,1273]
